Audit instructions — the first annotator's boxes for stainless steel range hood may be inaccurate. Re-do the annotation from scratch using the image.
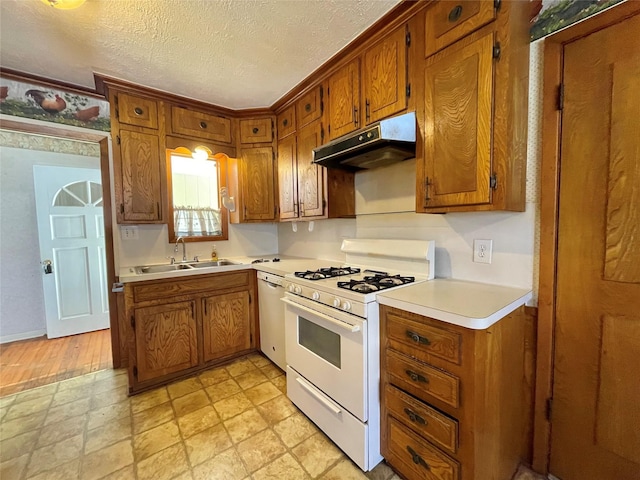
[313,111,416,171]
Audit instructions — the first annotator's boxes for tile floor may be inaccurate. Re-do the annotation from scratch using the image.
[0,352,401,480]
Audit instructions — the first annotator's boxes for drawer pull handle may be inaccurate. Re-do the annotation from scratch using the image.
[252,127,259,134]
[448,4,463,22]
[404,407,427,425]
[134,107,143,115]
[406,446,431,470]
[406,330,431,345]
[406,369,429,384]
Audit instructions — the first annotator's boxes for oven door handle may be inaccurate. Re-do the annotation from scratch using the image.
[281,297,361,333]
[295,376,342,415]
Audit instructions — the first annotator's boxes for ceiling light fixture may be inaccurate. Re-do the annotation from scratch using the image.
[41,0,86,10]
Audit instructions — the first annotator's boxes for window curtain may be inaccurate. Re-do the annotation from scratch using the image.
[174,206,222,237]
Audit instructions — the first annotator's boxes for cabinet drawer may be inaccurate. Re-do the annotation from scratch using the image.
[425,0,496,56]
[385,384,458,454]
[387,350,460,409]
[386,417,460,480]
[170,106,232,143]
[239,118,273,144]
[296,86,323,129]
[132,271,251,303]
[386,310,462,365]
[117,92,158,129]
[277,106,296,139]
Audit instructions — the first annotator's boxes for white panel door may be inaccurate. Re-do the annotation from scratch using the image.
[33,166,109,338]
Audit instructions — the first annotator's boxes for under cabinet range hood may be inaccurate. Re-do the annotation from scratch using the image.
[313,111,416,171]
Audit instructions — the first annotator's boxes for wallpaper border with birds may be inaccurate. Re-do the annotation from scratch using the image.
[0,77,110,132]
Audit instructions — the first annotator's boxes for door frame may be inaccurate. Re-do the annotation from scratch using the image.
[533,1,640,473]
[1,117,122,368]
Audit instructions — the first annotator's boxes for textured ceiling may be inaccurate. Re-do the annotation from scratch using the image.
[0,0,400,109]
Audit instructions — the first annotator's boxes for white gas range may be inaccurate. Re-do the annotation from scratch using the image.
[282,239,435,471]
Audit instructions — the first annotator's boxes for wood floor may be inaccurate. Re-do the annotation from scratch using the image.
[0,329,112,397]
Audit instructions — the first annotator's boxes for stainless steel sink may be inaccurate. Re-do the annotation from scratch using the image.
[134,264,194,274]
[134,259,239,274]
[189,259,238,268]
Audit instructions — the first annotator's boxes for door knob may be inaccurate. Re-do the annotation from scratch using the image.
[42,260,53,274]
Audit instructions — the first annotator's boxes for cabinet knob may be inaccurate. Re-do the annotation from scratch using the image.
[305,103,311,112]
[134,107,143,116]
[252,127,259,134]
[200,121,207,129]
[448,4,463,22]
[283,119,289,127]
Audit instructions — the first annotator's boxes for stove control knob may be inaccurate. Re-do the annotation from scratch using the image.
[342,301,352,311]
[294,285,302,294]
[312,291,320,301]
[288,284,296,293]
[333,297,342,308]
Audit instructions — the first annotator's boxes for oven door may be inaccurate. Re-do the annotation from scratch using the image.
[282,294,367,421]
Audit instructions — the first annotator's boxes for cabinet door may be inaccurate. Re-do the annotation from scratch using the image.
[277,134,298,220]
[117,129,163,223]
[328,59,360,140]
[297,121,325,218]
[239,146,277,221]
[422,32,494,208]
[277,106,296,140]
[239,118,273,144]
[116,92,159,129]
[296,86,323,130]
[134,301,198,383]
[202,290,252,362]
[363,26,408,125]
[425,0,496,57]
[170,106,232,144]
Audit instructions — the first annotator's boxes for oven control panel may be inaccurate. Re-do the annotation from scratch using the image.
[284,282,366,318]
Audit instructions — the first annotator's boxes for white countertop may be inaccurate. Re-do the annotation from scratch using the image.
[118,256,338,283]
[376,279,533,330]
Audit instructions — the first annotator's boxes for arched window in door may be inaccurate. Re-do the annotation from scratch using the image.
[53,181,103,207]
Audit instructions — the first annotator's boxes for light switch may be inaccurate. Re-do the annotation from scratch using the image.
[120,226,139,240]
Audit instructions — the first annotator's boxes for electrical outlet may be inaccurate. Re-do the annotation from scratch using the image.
[473,239,492,264]
[120,226,139,240]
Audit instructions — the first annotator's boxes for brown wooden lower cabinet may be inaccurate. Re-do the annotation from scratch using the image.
[125,270,258,394]
[380,305,532,480]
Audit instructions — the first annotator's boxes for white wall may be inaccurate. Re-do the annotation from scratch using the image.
[0,134,100,342]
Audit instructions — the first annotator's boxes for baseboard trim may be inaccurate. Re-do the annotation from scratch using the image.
[0,329,47,344]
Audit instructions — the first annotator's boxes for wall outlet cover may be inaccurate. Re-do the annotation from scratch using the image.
[120,225,139,240]
[473,239,492,264]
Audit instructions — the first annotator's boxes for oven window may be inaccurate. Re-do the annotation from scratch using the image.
[298,316,341,368]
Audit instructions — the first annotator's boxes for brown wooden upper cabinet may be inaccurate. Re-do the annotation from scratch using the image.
[239,118,273,144]
[417,0,529,213]
[116,129,164,223]
[277,105,296,140]
[229,146,278,223]
[116,92,159,129]
[328,59,361,140]
[425,0,497,57]
[276,134,298,220]
[296,86,323,130]
[170,106,232,144]
[422,32,494,209]
[362,25,409,125]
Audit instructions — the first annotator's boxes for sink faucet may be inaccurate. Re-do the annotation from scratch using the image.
[174,236,187,262]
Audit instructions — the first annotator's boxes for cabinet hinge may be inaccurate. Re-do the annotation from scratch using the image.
[319,85,324,114]
[271,118,275,137]
[406,84,411,98]
[116,135,121,145]
[490,174,498,190]
[249,293,252,304]
[545,397,553,421]
[557,83,564,111]
[272,150,275,161]
[250,333,253,343]
[133,365,138,378]
[120,204,124,214]
[321,126,325,143]
[328,124,331,135]
[492,42,501,60]
[130,315,135,329]
[494,0,502,11]
[405,28,411,47]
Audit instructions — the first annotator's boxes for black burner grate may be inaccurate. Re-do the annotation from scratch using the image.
[337,274,415,293]
[294,266,361,280]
